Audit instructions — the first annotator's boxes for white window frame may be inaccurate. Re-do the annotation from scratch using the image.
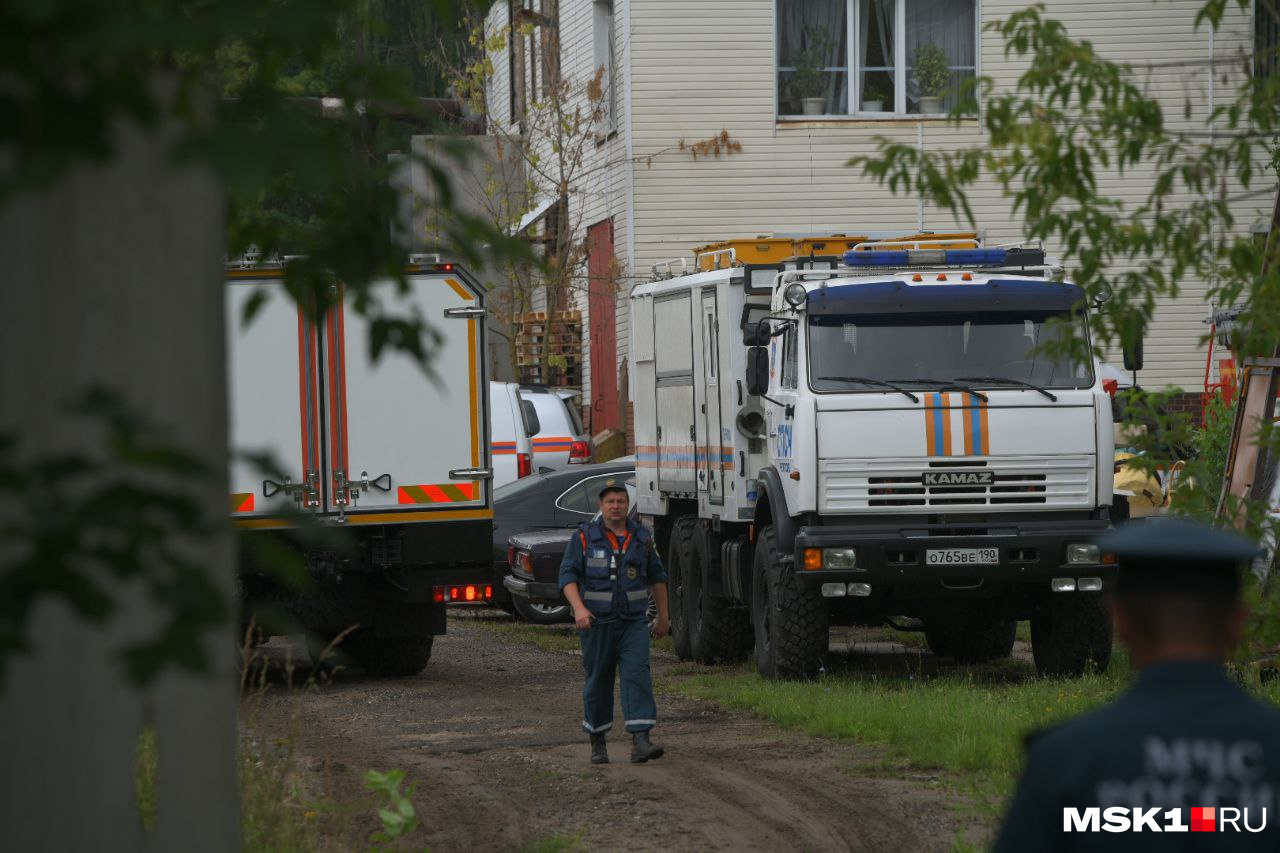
[775,0,979,119]
[593,0,617,132]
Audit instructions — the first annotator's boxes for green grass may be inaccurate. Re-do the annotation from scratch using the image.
[465,617,582,653]
[134,722,322,850]
[672,655,1132,810]
[134,726,158,831]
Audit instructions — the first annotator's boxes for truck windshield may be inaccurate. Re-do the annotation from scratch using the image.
[808,311,1093,392]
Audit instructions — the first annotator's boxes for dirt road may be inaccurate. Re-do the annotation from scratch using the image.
[251,612,985,852]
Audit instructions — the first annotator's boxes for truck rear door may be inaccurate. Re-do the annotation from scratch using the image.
[226,271,323,520]
[326,270,488,519]
[226,264,490,527]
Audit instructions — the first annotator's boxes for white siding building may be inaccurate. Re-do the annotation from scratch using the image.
[486,0,1265,436]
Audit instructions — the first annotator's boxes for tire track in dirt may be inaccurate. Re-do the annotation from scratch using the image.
[251,612,982,851]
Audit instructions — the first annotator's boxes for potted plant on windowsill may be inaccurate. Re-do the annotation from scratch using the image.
[912,42,950,115]
[790,29,832,116]
[861,79,888,112]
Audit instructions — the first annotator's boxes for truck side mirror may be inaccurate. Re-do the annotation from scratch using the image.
[742,321,770,346]
[746,346,769,396]
[1122,337,1144,373]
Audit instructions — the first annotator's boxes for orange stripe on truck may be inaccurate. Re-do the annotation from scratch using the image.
[397,482,476,504]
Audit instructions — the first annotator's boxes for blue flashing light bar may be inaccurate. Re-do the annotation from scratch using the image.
[842,247,1045,268]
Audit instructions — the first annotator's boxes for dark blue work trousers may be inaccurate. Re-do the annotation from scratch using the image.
[579,617,656,735]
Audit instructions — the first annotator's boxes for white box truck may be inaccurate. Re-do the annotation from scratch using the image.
[226,257,493,675]
[631,239,1117,679]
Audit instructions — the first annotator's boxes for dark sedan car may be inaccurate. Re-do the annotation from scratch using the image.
[487,458,635,622]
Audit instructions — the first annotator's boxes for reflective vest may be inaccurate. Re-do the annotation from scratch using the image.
[578,520,652,619]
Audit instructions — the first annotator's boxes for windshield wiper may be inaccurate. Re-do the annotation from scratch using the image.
[816,376,919,403]
[887,378,988,403]
[955,376,1058,402]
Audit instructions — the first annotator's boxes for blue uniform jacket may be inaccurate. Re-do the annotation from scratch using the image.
[558,519,666,621]
[994,661,1280,851]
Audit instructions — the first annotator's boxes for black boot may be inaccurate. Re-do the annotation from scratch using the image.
[630,731,664,763]
[589,732,609,765]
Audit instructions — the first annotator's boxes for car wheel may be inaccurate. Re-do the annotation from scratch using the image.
[512,595,573,625]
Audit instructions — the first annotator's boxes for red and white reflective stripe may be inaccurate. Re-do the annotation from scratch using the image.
[396,483,477,504]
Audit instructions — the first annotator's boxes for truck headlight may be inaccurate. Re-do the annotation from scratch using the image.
[784,282,808,307]
[1066,543,1100,565]
[823,547,857,569]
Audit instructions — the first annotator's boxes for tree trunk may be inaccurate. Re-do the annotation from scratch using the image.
[0,107,238,851]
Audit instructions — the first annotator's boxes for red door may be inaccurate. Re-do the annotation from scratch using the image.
[587,219,618,433]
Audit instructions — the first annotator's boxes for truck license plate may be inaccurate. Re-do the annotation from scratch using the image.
[927,548,999,566]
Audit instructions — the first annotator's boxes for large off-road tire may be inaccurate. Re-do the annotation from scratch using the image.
[666,517,697,660]
[684,526,753,664]
[347,633,435,678]
[1031,594,1113,677]
[307,629,434,677]
[511,595,571,625]
[926,615,1016,664]
[751,526,828,680]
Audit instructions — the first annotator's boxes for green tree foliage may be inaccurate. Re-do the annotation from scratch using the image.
[0,0,525,684]
[849,2,1279,364]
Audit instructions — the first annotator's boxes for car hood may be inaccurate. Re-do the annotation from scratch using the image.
[509,528,575,550]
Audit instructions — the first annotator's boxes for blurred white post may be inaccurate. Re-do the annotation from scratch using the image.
[0,108,239,850]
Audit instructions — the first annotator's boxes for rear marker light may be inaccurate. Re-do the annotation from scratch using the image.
[435,584,494,603]
[517,452,533,479]
[521,553,534,572]
[568,440,592,462]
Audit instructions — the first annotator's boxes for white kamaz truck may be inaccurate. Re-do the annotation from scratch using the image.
[631,239,1116,679]
[226,257,493,676]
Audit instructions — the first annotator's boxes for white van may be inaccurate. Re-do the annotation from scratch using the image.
[490,381,539,488]
[520,385,593,471]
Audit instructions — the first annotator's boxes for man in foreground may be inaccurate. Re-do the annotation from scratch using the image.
[559,480,670,765]
[994,517,1280,850]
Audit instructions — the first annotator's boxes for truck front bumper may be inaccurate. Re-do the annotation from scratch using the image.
[792,517,1114,590]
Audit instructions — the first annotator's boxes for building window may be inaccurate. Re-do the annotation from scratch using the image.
[593,0,616,130]
[1257,3,1280,80]
[509,1,560,122]
[776,0,976,118]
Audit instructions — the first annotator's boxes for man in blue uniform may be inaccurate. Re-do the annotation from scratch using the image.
[994,517,1280,850]
[559,480,669,765]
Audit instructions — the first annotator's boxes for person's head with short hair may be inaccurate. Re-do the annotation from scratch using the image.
[598,480,629,528]
[1097,518,1259,669]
